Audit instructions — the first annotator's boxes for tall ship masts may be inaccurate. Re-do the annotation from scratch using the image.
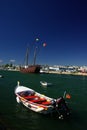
[20,39,41,73]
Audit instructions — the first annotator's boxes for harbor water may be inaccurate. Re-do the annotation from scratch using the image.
[0,70,87,130]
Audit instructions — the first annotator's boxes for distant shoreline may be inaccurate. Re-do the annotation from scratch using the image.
[47,71,87,76]
[1,69,87,76]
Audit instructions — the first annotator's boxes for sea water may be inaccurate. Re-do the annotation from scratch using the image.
[0,70,87,130]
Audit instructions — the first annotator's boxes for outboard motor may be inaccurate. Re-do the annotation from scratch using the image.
[56,97,70,119]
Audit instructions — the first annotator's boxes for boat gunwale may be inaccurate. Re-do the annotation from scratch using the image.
[16,93,54,109]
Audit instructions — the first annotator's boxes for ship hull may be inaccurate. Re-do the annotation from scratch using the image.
[20,65,41,73]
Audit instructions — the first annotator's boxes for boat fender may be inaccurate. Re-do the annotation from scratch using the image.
[28,104,31,108]
[44,107,48,110]
[16,97,20,103]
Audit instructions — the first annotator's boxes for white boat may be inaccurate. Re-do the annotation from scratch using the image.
[15,81,70,119]
[40,81,52,86]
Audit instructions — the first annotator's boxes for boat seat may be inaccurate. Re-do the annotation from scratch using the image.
[24,95,39,100]
[31,98,46,103]
[42,101,51,105]
[24,95,48,104]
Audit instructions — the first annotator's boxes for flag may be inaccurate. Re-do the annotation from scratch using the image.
[35,38,39,42]
[43,43,47,47]
[66,94,71,99]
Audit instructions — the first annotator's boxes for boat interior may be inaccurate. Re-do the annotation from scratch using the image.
[18,91,52,105]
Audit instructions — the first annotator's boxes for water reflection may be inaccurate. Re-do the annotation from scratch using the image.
[15,104,43,130]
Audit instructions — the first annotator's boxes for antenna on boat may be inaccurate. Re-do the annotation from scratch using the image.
[63,91,66,98]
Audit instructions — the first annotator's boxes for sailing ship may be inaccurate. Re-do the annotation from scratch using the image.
[20,41,41,73]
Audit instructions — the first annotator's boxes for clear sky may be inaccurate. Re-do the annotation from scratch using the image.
[0,0,87,66]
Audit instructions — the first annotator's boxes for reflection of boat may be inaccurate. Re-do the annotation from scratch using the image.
[40,81,52,86]
[15,81,70,119]
[20,42,41,73]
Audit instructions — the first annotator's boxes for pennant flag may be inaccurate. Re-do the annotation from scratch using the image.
[35,38,39,42]
[43,43,47,47]
[66,94,71,99]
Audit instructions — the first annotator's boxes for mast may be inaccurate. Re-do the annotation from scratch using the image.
[25,47,29,67]
[33,38,39,65]
[33,46,38,65]
[24,38,39,66]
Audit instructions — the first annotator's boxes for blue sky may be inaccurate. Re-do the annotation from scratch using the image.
[0,0,87,66]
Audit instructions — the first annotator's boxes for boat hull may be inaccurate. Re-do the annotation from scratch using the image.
[18,98,54,114]
[20,65,41,73]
